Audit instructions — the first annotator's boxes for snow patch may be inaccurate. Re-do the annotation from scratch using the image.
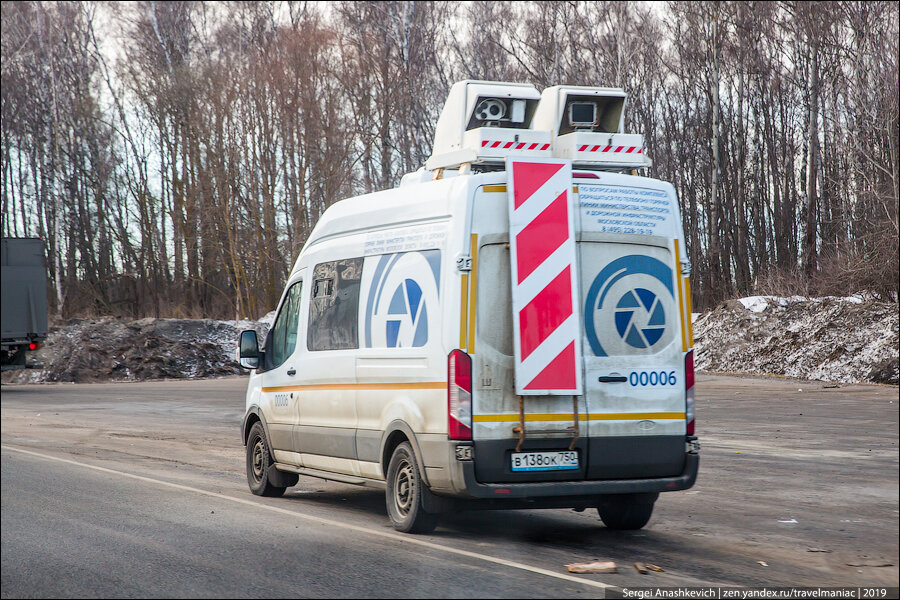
[737,294,867,313]
[695,296,898,384]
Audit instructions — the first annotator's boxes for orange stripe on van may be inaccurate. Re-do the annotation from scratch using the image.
[262,382,447,393]
[473,413,582,423]
[459,273,469,349]
[472,412,685,423]
[674,239,688,352]
[483,184,578,194]
[467,234,478,354]
[588,412,685,421]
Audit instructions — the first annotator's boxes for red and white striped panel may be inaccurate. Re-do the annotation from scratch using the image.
[577,144,643,154]
[507,158,583,395]
[482,140,551,151]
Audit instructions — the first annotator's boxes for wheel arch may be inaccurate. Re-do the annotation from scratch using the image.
[241,406,271,447]
[380,420,431,487]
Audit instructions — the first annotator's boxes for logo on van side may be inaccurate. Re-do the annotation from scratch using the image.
[584,255,675,356]
[364,250,440,348]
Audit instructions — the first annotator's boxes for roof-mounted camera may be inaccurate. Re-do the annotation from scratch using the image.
[426,80,552,171]
[532,85,651,169]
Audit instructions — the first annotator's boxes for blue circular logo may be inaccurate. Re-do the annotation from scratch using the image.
[383,278,428,348]
[365,250,441,349]
[614,288,666,349]
[584,255,675,356]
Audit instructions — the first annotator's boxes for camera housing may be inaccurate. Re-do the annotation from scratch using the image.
[427,80,551,171]
[532,85,650,169]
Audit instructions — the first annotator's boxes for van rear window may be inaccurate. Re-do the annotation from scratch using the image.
[307,258,363,351]
[477,244,513,356]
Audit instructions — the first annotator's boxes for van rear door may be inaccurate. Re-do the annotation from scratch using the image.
[469,180,589,485]
[576,180,689,479]
[470,178,690,483]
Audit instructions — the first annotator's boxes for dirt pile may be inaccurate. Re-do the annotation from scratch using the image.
[4,299,896,385]
[2,316,269,384]
[694,297,898,384]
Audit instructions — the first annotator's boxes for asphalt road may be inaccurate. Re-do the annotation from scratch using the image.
[1,374,898,598]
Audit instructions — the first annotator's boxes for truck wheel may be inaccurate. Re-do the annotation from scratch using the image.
[597,494,656,530]
[386,442,438,534]
[246,422,286,497]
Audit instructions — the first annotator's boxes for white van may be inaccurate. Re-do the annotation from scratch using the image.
[237,81,699,533]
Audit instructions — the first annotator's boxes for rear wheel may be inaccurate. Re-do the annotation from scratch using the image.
[597,493,656,530]
[246,422,286,497]
[386,442,438,533]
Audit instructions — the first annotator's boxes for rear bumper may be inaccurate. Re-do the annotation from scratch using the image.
[1,340,44,370]
[456,451,698,500]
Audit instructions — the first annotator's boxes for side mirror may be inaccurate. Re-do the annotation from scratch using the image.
[237,330,260,369]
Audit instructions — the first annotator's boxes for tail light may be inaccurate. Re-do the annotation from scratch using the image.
[28,342,40,351]
[448,349,472,440]
[685,350,695,435]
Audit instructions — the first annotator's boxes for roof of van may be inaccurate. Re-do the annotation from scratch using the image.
[299,176,470,255]
[294,169,680,273]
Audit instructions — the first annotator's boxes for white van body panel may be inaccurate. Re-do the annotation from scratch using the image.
[244,166,697,499]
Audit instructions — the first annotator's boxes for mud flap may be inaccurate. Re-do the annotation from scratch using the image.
[267,465,299,488]
[421,483,454,514]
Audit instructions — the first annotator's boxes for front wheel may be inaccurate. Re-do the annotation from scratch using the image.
[597,493,656,530]
[385,442,438,533]
[246,422,286,497]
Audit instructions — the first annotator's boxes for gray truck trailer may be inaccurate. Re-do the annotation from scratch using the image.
[1,238,48,371]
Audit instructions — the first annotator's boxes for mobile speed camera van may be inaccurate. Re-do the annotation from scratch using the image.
[237,81,699,533]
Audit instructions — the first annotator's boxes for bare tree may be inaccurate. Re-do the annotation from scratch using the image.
[3,1,896,318]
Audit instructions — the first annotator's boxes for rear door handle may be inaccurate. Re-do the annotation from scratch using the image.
[287,367,297,376]
[598,375,627,383]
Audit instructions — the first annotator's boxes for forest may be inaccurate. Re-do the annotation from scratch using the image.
[1,1,897,319]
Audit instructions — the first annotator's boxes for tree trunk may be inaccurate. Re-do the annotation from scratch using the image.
[804,45,819,280]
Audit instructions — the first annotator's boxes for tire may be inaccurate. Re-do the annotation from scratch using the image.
[385,442,438,534]
[246,422,287,497]
[597,494,656,530]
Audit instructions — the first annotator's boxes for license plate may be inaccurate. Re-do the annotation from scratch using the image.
[510,450,579,472]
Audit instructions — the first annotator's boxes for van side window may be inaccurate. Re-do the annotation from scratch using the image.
[268,280,304,368]
[308,258,363,351]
